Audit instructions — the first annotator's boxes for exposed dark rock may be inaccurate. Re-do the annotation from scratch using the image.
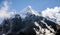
[0,14,59,35]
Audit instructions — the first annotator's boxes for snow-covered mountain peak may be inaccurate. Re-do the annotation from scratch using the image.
[27,5,32,9]
[19,5,40,18]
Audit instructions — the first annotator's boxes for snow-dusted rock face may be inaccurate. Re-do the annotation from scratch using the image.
[34,20,56,35]
[23,12,57,35]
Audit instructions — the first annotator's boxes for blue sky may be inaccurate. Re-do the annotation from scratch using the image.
[0,0,60,24]
[9,0,60,11]
[0,0,60,11]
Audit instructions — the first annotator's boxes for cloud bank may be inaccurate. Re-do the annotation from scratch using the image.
[0,1,15,18]
[42,7,60,25]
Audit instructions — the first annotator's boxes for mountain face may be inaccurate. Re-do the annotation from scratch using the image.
[0,14,58,35]
[0,6,60,35]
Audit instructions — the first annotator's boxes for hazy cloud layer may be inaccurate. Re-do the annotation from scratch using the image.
[42,7,60,25]
[0,1,15,18]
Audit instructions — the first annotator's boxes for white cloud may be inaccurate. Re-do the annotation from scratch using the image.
[42,6,60,25]
[0,1,15,18]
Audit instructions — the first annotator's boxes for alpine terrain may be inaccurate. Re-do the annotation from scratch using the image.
[0,6,60,35]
